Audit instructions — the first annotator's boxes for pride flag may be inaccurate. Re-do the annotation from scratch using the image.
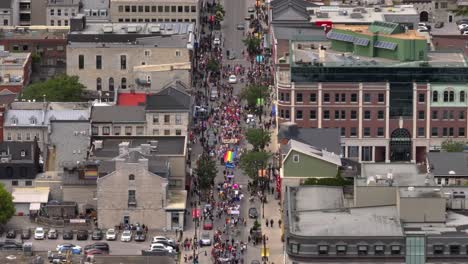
[224,150,237,163]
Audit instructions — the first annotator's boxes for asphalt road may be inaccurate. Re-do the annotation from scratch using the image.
[221,0,251,63]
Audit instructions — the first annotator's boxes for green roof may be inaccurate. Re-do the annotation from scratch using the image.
[368,21,403,35]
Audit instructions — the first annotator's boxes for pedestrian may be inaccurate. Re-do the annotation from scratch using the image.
[278,219,282,228]
[265,218,269,227]
[248,235,251,243]
[184,254,188,263]
[270,219,274,227]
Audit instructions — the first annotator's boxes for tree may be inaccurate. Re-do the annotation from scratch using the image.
[215,3,225,22]
[21,75,86,102]
[195,154,218,194]
[206,58,220,73]
[246,128,271,151]
[0,183,15,225]
[240,84,269,117]
[453,7,468,17]
[242,36,262,56]
[239,150,270,180]
[441,139,465,152]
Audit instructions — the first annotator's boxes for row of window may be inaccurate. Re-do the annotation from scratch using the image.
[12,180,32,186]
[152,114,182,125]
[432,90,466,103]
[118,5,196,14]
[49,8,76,17]
[6,132,39,142]
[12,45,64,52]
[432,244,468,255]
[50,19,68,26]
[92,126,183,136]
[280,92,385,104]
[290,244,402,256]
[80,52,182,71]
[117,17,196,23]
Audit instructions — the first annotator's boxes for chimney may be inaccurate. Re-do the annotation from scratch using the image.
[140,143,151,155]
[119,142,130,155]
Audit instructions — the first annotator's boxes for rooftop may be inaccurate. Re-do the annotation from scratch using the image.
[0,51,30,68]
[333,24,425,40]
[4,108,90,126]
[283,139,342,166]
[47,0,80,6]
[146,84,191,111]
[91,106,146,123]
[293,186,344,211]
[307,5,418,24]
[278,123,341,154]
[117,93,147,106]
[0,26,68,40]
[358,163,433,187]
[399,187,443,198]
[427,152,468,177]
[12,187,50,203]
[291,41,467,67]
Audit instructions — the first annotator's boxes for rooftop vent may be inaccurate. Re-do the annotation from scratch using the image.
[408,186,415,191]
[149,25,161,33]
[316,12,329,18]
[103,25,113,33]
[350,13,364,19]
[449,170,456,175]
[126,25,140,33]
[339,10,348,16]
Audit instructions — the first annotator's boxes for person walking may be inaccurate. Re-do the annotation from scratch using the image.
[278,219,282,228]
[265,218,269,227]
[270,219,274,228]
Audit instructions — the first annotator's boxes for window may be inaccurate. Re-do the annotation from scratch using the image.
[121,78,127,89]
[435,2,439,8]
[433,245,444,255]
[128,190,136,206]
[431,128,438,137]
[323,110,330,120]
[449,91,455,102]
[350,127,357,137]
[120,55,127,70]
[12,181,18,186]
[460,91,466,102]
[341,93,346,102]
[78,55,84,69]
[340,127,346,137]
[374,245,385,255]
[358,245,368,255]
[348,146,359,158]
[6,167,13,177]
[25,180,32,186]
[164,115,170,124]
[64,20,68,26]
[3,19,8,26]
[334,110,340,120]
[125,126,132,135]
[449,127,454,136]
[136,126,144,135]
[57,9,61,16]
[17,133,21,141]
[335,93,339,102]
[449,110,454,119]
[178,6,183,12]
[448,245,460,255]
[433,91,439,102]
[109,77,114,91]
[92,126,98,135]
[175,114,182,125]
[309,110,316,119]
[153,114,159,124]
[377,110,384,120]
[96,55,102,69]
[102,126,110,135]
[341,110,346,119]
[171,6,176,12]
[296,93,303,103]
[443,110,448,120]
[191,6,196,12]
[113,126,121,135]
[184,5,190,12]
[145,5,150,12]
[377,127,384,137]
[137,5,142,12]
[50,9,54,16]
[296,110,303,119]
[57,20,62,26]
[310,93,316,102]
[323,93,330,102]
[418,93,425,103]
[318,245,328,255]
[285,110,290,119]
[30,117,36,125]
[441,2,448,8]
[364,111,371,120]
[152,6,157,12]
[165,6,170,12]
[336,245,347,255]
[351,93,357,102]
[418,110,425,120]
[175,129,182,135]
[144,50,151,57]
[118,5,123,12]
[129,174,135,181]
[362,147,373,161]
[164,129,170,135]
[364,93,371,103]
[443,127,448,137]
[459,127,465,137]
[378,93,384,102]
[350,110,357,120]
[417,127,424,137]
[175,50,181,56]
[26,133,30,141]
[363,127,370,137]
[96,78,102,91]
[432,110,438,119]
[292,154,300,163]
[285,93,290,102]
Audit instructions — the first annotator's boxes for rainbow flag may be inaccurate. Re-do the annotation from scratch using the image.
[224,151,233,163]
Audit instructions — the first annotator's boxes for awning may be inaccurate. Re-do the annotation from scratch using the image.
[29,203,41,211]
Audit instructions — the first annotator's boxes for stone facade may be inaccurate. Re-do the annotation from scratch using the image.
[97,155,168,229]
[46,0,80,26]
[145,112,190,136]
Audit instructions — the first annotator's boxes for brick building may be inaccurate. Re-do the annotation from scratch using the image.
[273,23,468,163]
[0,51,32,94]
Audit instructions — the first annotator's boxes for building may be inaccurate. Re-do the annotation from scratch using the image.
[277,123,341,154]
[433,35,468,56]
[46,0,80,26]
[427,152,468,185]
[145,84,191,137]
[0,26,68,67]
[12,187,50,216]
[109,0,199,27]
[274,21,468,164]
[0,0,13,26]
[0,141,42,192]
[6,0,47,26]
[0,51,32,94]
[96,145,186,230]
[403,0,457,23]
[81,0,110,22]
[91,105,146,137]
[66,18,194,98]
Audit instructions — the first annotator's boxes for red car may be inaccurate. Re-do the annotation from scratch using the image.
[203,220,213,230]
[85,248,108,256]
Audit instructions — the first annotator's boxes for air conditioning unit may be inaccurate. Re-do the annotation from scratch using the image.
[1,157,10,163]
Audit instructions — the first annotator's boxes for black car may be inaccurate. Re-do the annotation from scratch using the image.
[21,229,31,239]
[62,230,74,240]
[6,229,16,239]
[134,230,146,242]
[248,207,258,218]
[1,240,23,250]
[77,230,89,240]
[84,242,110,254]
[91,229,103,240]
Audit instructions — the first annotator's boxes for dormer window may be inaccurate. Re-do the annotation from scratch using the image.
[20,150,26,157]
[11,117,18,125]
[30,117,37,125]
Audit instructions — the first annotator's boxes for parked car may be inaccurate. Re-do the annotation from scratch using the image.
[34,227,45,240]
[248,207,258,218]
[105,229,117,241]
[6,229,16,239]
[56,243,81,254]
[228,74,237,84]
[237,23,245,30]
[62,230,74,240]
[203,220,213,230]
[47,229,58,239]
[151,236,175,248]
[149,243,174,253]
[200,232,211,246]
[1,240,23,250]
[91,229,103,240]
[456,19,468,25]
[77,230,88,240]
[21,229,31,239]
[134,229,146,242]
[120,230,132,242]
[85,248,108,256]
[84,242,110,254]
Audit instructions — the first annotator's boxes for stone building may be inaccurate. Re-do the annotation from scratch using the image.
[46,0,81,26]
[403,0,457,23]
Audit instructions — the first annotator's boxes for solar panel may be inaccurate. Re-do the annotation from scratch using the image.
[353,37,369,46]
[327,31,356,43]
[374,40,397,50]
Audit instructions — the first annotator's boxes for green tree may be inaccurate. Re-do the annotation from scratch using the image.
[239,150,270,180]
[206,58,220,73]
[195,154,218,193]
[453,7,468,17]
[240,84,269,117]
[242,36,262,56]
[215,3,225,22]
[441,139,465,152]
[0,183,15,224]
[21,75,85,102]
[246,128,271,151]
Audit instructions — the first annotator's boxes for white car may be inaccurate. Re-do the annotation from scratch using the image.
[151,236,175,247]
[228,75,237,84]
[105,229,117,241]
[34,227,45,240]
[458,24,468,30]
[213,37,221,45]
[150,243,174,253]
[463,31,468,35]
[200,232,211,246]
[120,230,132,242]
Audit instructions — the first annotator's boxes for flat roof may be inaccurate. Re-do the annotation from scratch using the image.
[399,187,443,198]
[308,5,418,24]
[0,51,30,67]
[291,41,467,67]
[294,186,344,211]
[333,24,425,40]
[357,163,433,187]
[12,187,50,203]
[0,27,68,40]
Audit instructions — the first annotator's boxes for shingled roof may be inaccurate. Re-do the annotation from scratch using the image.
[146,83,190,111]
